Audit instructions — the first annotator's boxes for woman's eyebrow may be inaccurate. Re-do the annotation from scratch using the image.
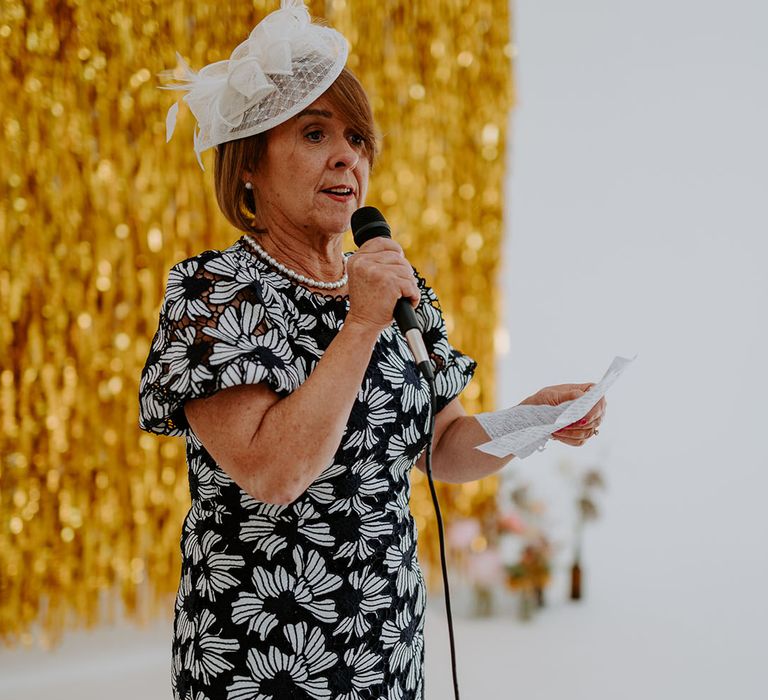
[295,108,333,120]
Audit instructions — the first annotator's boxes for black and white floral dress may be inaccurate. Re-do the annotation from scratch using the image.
[138,236,476,700]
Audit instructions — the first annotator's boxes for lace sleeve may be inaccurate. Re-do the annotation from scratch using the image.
[413,271,477,413]
[138,250,304,437]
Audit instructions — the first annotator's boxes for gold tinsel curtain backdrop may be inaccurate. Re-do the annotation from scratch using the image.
[0,0,515,646]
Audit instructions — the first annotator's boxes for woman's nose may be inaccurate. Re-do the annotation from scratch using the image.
[328,139,359,170]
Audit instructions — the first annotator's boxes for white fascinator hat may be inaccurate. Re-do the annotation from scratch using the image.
[158,0,349,169]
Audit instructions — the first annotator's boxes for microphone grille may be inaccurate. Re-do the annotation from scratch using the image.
[351,206,391,247]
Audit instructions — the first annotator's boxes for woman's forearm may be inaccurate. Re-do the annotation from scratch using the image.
[428,415,516,483]
[247,319,380,503]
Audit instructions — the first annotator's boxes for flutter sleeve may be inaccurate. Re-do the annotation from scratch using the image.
[413,271,478,413]
[138,249,305,437]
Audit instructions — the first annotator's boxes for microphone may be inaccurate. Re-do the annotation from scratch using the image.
[351,206,435,380]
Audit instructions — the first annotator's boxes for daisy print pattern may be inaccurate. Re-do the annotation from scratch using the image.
[187,450,232,502]
[381,606,424,692]
[211,320,302,393]
[182,506,212,565]
[385,530,421,598]
[171,646,193,700]
[231,547,342,639]
[160,324,214,396]
[195,530,245,602]
[306,462,346,506]
[387,679,405,700]
[385,484,411,524]
[331,642,386,700]
[184,608,239,685]
[345,382,397,454]
[138,385,171,429]
[203,252,259,305]
[332,509,394,563]
[240,501,334,560]
[386,419,427,479]
[174,568,198,643]
[333,565,391,641]
[328,457,389,516]
[138,238,476,699]
[227,621,336,700]
[165,260,214,321]
[379,350,429,414]
[286,299,323,358]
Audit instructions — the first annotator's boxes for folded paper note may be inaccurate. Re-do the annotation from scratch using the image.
[475,354,636,459]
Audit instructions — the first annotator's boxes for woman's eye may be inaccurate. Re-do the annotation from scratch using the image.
[349,133,365,147]
[305,130,324,142]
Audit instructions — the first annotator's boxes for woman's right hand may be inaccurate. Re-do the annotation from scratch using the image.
[345,237,421,332]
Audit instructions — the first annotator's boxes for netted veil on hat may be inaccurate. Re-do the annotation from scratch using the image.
[158,0,349,170]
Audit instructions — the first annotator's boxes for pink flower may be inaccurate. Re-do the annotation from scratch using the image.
[447,518,481,550]
[498,512,526,534]
[467,550,503,587]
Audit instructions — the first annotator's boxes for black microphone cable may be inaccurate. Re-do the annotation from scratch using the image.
[423,374,462,700]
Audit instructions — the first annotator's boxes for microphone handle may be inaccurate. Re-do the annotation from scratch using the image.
[394,298,434,380]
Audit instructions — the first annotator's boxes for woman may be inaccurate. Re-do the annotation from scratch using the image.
[140,2,605,698]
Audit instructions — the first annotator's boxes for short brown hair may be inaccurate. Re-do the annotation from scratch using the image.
[213,68,377,234]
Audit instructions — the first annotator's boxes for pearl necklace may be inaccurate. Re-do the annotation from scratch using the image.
[243,234,348,290]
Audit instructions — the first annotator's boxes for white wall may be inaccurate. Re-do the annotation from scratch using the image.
[497,0,768,692]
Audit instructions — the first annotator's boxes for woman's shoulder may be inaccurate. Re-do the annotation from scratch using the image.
[167,237,252,280]
[177,237,306,293]
[161,237,281,311]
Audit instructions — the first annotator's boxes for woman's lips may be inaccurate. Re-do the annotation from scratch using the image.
[321,190,355,202]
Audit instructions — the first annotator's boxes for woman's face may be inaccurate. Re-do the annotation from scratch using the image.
[249,95,370,239]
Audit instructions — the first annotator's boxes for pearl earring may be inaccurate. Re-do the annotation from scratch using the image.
[245,181,253,190]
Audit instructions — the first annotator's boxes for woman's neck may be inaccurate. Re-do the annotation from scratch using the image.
[252,221,346,283]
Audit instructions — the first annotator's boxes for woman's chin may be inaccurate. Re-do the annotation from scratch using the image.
[316,215,355,237]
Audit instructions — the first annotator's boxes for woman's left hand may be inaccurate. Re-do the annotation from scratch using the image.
[519,383,606,447]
